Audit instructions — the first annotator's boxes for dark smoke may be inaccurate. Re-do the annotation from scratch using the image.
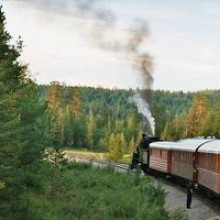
[13,0,155,134]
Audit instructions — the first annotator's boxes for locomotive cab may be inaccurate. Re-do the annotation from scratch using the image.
[130,134,160,173]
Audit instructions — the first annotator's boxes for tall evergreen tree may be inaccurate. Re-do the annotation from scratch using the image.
[0,7,48,219]
[186,93,209,137]
[87,109,96,148]
[69,87,82,117]
[48,81,62,110]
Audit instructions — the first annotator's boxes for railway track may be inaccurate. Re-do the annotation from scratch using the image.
[93,160,129,171]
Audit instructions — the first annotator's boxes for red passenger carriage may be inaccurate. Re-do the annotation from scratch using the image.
[131,137,220,197]
[149,142,173,173]
[170,139,211,181]
[198,141,220,194]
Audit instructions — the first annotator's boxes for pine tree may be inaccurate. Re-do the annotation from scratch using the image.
[170,114,186,140]
[99,102,108,126]
[69,87,82,118]
[186,93,209,137]
[97,137,108,151]
[0,6,25,217]
[161,122,172,141]
[108,133,116,161]
[48,81,62,110]
[126,112,138,143]
[118,132,125,157]
[87,109,96,148]
[63,105,73,146]
[0,7,48,219]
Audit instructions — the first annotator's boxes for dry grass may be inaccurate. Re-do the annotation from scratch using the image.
[64,149,107,160]
[64,149,132,164]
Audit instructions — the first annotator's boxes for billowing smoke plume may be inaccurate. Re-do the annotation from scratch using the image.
[15,0,155,134]
[129,94,155,136]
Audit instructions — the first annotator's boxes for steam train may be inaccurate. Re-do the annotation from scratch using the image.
[131,135,220,196]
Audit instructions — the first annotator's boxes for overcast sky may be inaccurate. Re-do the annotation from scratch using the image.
[2,0,220,91]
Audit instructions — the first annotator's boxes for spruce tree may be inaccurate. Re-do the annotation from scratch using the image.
[0,6,48,219]
[87,109,96,148]
[0,7,26,218]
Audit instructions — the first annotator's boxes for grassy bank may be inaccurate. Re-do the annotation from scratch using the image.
[28,162,187,220]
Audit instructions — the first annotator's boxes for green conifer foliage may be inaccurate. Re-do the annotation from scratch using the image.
[0,6,48,219]
[87,109,96,148]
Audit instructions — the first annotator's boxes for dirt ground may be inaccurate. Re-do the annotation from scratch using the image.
[162,181,220,220]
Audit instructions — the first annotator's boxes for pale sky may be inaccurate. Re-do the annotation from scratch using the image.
[2,0,220,91]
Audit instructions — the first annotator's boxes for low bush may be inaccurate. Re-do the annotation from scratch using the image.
[27,163,187,220]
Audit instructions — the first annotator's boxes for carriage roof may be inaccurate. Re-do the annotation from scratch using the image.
[198,140,220,154]
[170,139,213,152]
[150,139,215,153]
[149,141,176,150]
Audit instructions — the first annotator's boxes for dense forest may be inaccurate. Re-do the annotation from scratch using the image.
[37,83,220,157]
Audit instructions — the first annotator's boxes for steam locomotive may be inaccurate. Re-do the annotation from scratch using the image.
[131,135,220,196]
[130,134,160,172]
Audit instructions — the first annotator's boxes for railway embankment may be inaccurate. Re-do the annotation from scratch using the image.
[67,155,220,220]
